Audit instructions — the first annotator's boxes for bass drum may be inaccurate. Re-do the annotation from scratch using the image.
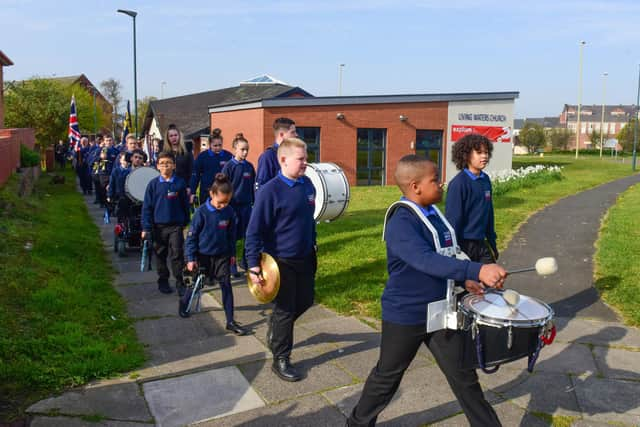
[305,162,350,222]
[125,166,160,203]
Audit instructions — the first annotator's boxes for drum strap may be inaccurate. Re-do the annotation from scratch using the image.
[383,201,468,331]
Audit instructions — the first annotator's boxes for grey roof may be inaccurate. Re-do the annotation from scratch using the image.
[562,104,638,122]
[208,91,519,113]
[143,84,312,139]
[515,117,560,129]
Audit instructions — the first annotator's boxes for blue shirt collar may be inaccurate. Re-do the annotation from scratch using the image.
[273,142,280,149]
[231,158,245,164]
[159,175,175,183]
[400,196,436,217]
[205,198,217,212]
[277,171,305,187]
[463,168,486,181]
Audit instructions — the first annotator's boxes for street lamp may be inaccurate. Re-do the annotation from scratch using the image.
[161,81,167,99]
[599,72,607,158]
[93,87,97,135]
[117,8,138,137]
[575,41,586,159]
[338,63,345,96]
[633,64,639,171]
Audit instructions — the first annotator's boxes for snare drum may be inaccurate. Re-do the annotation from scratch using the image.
[125,166,160,203]
[458,290,555,373]
[304,162,350,222]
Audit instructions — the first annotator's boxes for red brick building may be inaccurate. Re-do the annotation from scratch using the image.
[209,92,519,185]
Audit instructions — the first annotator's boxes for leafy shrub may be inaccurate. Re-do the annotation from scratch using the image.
[20,144,40,168]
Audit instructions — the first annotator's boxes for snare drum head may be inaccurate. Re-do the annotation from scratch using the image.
[461,291,552,326]
[304,162,350,222]
[125,166,160,203]
[304,164,326,220]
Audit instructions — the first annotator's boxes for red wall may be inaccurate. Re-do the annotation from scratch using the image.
[211,108,265,165]
[0,128,36,186]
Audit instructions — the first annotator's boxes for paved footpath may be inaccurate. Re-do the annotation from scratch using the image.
[27,178,640,427]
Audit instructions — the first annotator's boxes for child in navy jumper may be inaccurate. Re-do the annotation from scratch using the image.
[445,134,498,269]
[221,133,256,276]
[142,152,191,295]
[347,155,507,427]
[190,128,232,204]
[255,117,297,191]
[246,137,317,382]
[183,173,248,336]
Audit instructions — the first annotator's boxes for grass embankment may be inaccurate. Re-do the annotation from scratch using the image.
[0,170,145,421]
[315,155,638,319]
[594,183,640,326]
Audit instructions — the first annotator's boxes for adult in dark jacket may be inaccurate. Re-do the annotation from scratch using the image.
[162,124,193,197]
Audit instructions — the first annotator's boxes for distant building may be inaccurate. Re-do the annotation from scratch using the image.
[560,104,638,149]
[0,50,13,128]
[141,75,312,154]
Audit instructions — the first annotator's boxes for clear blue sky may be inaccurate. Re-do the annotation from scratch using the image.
[2,0,639,118]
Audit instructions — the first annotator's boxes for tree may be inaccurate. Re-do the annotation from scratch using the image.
[547,128,573,151]
[589,129,608,148]
[100,78,122,137]
[137,96,157,135]
[616,119,638,153]
[519,122,546,153]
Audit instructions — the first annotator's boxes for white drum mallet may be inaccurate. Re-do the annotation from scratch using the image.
[502,257,558,308]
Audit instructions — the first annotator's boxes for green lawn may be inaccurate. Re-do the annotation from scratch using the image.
[594,182,640,326]
[0,170,145,421]
[315,154,639,318]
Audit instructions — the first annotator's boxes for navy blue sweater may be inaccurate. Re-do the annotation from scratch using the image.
[142,174,190,231]
[382,203,483,325]
[222,158,256,205]
[255,144,279,190]
[245,172,316,267]
[185,200,236,261]
[108,165,130,198]
[190,149,232,198]
[445,169,497,249]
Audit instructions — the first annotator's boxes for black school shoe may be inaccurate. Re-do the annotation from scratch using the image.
[158,281,173,294]
[272,357,302,382]
[176,283,186,297]
[226,320,248,336]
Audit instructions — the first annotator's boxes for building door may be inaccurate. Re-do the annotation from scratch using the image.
[416,129,443,177]
[357,128,386,186]
[297,127,320,163]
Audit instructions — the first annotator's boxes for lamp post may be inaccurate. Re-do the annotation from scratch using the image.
[93,87,97,135]
[338,63,345,96]
[633,64,639,171]
[575,41,586,159]
[599,72,607,158]
[161,81,167,99]
[117,9,138,137]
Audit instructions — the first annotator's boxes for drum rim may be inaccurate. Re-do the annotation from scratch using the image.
[305,163,328,221]
[459,292,554,327]
[305,162,350,222]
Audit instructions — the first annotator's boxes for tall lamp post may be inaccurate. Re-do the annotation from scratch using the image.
[117,9,138,137]
[338,63,345,96]
[93,87,97,135]
[633,64,639,171]
[599,72,607,158]
[161,81,167,99]
[575,40,586,159]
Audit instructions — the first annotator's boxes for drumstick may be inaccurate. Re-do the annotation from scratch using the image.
[507,257,558,276]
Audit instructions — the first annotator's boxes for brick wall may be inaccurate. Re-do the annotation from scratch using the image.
[0,128,36,186]
[210,108,265,164]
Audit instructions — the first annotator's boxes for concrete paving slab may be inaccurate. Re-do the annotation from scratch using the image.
[192,394,346,427]
[127,292,220,318]
[592,346,640,381]
[554,317,640,349]
[572,375,640,425]
[570,418,633,427]
[503,342,598,375]
[134,316,211,346]
[324,364,501,426]
[30,416,149,427]
[431,400,550,427]
[115,271,158,286]
[134,334,269,381]
[113,260,145,274]
[207,289,269,330]
[296,304,340,325]
[295,315,381,351]
[27,382,151,422]
[238,348,355,404]
[477,365,532,395]
[498,371,581,417]
[116,282,172,301]
[143,366,265,427]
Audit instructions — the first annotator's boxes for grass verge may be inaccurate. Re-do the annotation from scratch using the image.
[316,155,638,318]
[0,170,145,422]
[594,182,640,326]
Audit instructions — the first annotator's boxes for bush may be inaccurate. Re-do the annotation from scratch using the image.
[20,144,40,168]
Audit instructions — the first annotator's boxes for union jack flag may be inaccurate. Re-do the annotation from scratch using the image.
[68,95,81,151]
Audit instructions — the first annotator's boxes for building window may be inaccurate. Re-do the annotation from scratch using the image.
[297,127,320,163]
[357,128,386,186]
[415,130,443,178]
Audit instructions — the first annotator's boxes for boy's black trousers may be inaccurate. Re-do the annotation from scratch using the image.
[269,251,317,359]
[348,321,501,427]
[152,224,184,286]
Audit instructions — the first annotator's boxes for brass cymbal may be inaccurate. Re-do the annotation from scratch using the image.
[247,252,280,304]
